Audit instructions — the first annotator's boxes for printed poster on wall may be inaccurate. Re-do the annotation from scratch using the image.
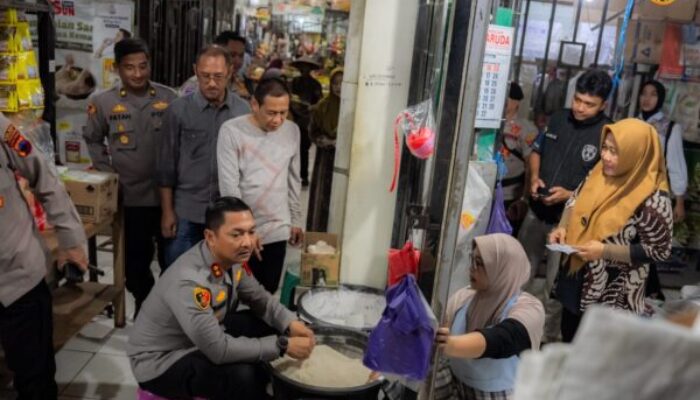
[475,25,514,129]
[49,0,134,168]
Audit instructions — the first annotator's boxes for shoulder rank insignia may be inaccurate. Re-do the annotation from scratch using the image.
[216,290,226,303]
[152,100,169,111]
[87,103,97,116]
[211,263,223,279]
[4,124,32,157]
[193,287,212,310]
[112,103,128,114]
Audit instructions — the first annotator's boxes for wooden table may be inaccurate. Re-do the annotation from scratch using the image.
[41,212,126,351]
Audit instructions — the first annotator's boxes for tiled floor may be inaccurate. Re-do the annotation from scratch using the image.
[0,171,312,400]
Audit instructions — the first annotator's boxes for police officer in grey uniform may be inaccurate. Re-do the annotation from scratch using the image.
[128,197,314,399]
[84,38,177,314]
[0,114,88,399]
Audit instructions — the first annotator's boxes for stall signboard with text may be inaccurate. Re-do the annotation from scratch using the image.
[475,25,514,129]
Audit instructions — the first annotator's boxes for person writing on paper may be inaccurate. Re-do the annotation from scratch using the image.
[436,234,544,400]
[549,119,673,342]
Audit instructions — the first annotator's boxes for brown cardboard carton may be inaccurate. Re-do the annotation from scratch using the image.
[666,0,698,22]
[632,20,666,64]
[300,232,340,287]
[638,0,698,22]
[61,170,118,223]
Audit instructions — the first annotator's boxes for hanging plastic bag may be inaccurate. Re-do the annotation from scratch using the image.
[389,99,436,192]
[457,166,492,239]
[486,182,513,235]
[388,241,421,286]
[363,275,437,381]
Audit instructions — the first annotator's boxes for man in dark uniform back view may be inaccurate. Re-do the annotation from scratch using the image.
[83,38,177,316]
[0,114,88,399]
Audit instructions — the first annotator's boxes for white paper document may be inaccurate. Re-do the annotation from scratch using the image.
[546,244,578,255]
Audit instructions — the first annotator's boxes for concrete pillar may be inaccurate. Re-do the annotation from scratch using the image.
[329,0,420,288]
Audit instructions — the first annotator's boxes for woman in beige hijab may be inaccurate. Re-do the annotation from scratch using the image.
[549,118,673,342]
[437,233,544,400]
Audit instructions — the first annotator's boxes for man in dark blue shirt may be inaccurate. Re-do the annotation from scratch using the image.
[518,69,612,343]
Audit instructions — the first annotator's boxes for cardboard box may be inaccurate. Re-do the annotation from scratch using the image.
[623,19,666,65]
[61,170,118,223]
[300,232,340,287]
[637,0,698,23]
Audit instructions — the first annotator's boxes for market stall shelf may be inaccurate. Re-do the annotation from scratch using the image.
[41,212,126,351]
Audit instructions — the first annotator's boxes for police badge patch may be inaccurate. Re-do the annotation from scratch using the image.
[193,287,212,310]
[4,124,32,157]
[581,144,598,162]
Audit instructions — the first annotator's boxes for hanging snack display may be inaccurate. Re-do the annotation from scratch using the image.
[0,8,43,113]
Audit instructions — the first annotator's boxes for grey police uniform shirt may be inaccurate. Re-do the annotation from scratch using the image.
[83,83,177,207]
[157,90,251,224]
[127,240,295,383]
[0,115,85,306]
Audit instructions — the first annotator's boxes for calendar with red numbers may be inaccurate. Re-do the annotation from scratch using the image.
[475,25,514,129]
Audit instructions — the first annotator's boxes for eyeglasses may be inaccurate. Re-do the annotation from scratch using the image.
[198,73,228,83]
[470,254,485,271]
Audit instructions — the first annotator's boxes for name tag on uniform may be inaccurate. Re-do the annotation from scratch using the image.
[546,132,558,141]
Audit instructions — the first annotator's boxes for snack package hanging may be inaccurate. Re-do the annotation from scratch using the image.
[0,83,18,112]
[0,26,16,53]
[389,99,436,192]
[15,22,32,52]
[387,241,421,286]
[363,275,437,381]
[0,55,17,82]
[16,51,38,80]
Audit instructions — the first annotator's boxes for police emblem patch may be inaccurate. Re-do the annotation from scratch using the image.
[152,100,169,111]
[193,287,212,310]
[4,124,32,157]
[112,103,128,114]
[581,144,597,162]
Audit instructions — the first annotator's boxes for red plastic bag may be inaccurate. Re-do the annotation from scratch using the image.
[388,241,421,286]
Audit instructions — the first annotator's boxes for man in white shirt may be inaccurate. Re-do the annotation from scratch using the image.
[217,78,303,293]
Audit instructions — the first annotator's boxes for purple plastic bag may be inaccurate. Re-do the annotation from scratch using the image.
[486,182,513,235]
[363,275,435,380]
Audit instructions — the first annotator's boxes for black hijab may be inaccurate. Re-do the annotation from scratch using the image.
[640,80,666,121]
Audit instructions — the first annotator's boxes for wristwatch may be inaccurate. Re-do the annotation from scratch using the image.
[276,335,289,357]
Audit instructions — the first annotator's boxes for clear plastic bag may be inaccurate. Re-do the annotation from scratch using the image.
[390,99,436,191]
